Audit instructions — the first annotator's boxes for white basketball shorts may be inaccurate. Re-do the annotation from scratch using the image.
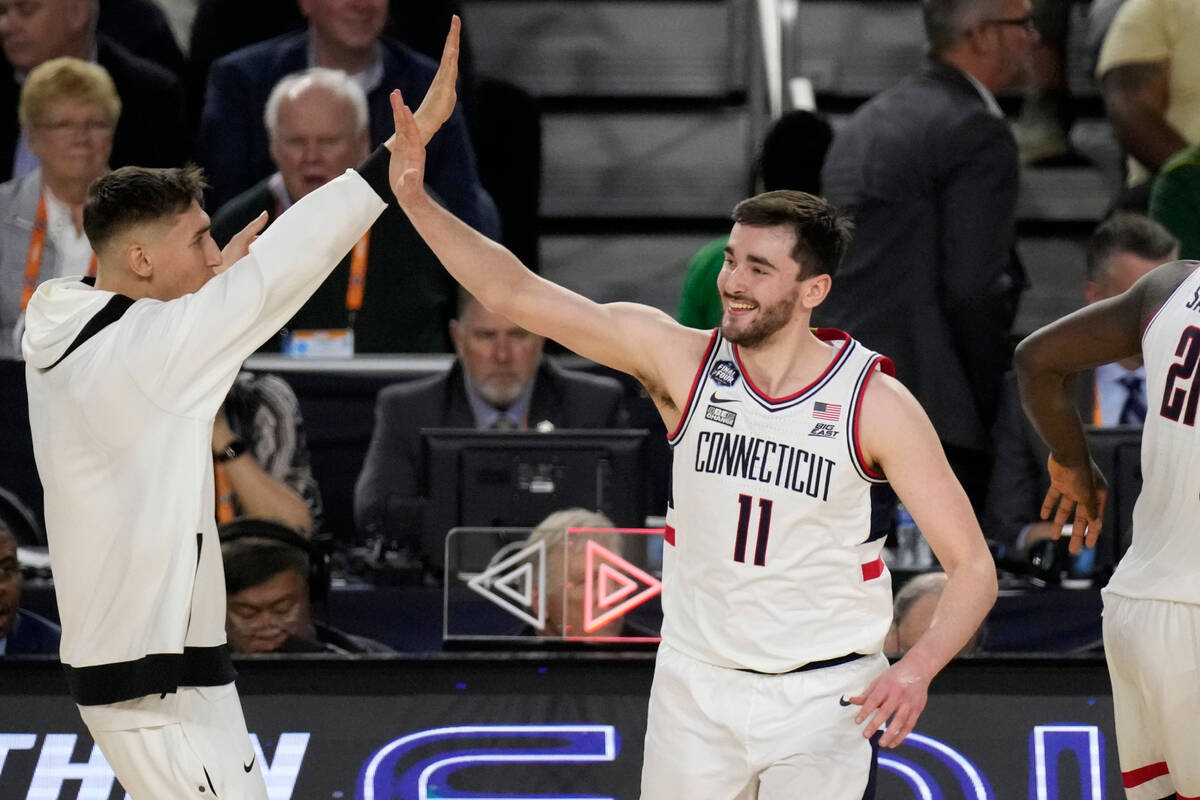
[1103,592,1200,800]
[640,642,888,800]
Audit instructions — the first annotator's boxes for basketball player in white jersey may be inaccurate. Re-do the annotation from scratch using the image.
[1017,259,1200,800]
[384,94,998,798]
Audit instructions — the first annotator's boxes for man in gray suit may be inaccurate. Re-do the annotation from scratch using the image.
[354,291,627,564]
[815,0,1036,511]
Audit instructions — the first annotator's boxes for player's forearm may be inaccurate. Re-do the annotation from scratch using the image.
[899,556,996,679]
[221,456,313,533]
[1014,341,1092,467]
[400,189,539,324]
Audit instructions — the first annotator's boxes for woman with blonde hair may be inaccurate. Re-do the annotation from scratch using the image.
[0,57,119,358]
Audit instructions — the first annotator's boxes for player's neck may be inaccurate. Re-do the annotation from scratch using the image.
[733,326,832,398]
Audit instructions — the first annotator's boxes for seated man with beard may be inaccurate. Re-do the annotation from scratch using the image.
[354,290,627,566]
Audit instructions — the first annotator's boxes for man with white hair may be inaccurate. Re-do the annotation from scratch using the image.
[212,67,456,355]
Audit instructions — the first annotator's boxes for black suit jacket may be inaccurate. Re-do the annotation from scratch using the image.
[983,370,1095,552]
[5,609,61,655]
[0,35,190,181]
[354,360,627,545]
[815,58,1025,455]
[211,178,456,354]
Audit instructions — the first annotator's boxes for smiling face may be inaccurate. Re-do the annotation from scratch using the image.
[716,223,809,349]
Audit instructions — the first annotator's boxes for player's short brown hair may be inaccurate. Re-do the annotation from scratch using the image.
[731,190,854,279]
[84,166,207,252]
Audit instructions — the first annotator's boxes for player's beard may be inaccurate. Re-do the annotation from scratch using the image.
[721,286,799,348]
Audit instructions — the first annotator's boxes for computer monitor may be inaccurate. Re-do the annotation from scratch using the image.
[1085,425,1143,572]
[419,429,650,569]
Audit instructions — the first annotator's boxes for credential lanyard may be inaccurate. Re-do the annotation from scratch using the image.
[21,189,97,310]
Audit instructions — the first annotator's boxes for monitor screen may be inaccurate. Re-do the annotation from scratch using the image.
[1085,425,1142,569]
[419,429,650,568]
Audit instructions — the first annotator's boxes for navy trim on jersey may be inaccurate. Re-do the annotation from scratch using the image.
[40,292,135,372]
[733,328,856,412]
[65,645,238,706]
[847,355,894,483]
[735,651,866,675]
[667,329,722,446]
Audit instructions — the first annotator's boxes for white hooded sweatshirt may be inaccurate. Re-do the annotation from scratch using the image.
[23,156,387,723]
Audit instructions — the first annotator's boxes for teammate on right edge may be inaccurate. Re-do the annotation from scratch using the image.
[385,91,997,798]
[1016,259,1200,800]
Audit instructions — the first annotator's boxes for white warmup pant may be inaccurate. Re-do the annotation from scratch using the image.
[84,682,268,800]
[640,643,888,800]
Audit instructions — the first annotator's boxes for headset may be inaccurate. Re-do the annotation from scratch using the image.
[217,518,331,606]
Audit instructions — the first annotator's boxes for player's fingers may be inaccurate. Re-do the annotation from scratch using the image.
[1039,488,1062,521]
[390,90,417,141]
[1068,522,1086,555]
[1051,494,1075,528]
[436,16,461,84]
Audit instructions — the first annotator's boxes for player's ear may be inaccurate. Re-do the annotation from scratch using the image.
[800,272,832,309]
[124,241,153,280]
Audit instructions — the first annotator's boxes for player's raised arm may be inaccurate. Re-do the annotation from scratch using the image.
[851,374,998,748]
[384,87,702,403]
[1014,260,1192,551]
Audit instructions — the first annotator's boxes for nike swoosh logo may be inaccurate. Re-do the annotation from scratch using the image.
[243,755,255,773]
[838,696,852,707]
[709,392,738,404]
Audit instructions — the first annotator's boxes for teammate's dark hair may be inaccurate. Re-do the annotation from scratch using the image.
[222,539,310,596]
[84,165,207,252]
[731,190,854,278]
[1086,213,1179,282]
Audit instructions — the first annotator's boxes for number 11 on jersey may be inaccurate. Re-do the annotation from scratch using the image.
[734,494,774,566]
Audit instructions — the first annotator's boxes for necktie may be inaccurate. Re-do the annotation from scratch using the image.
[490,415,518,431]
[1117,374,1146,425]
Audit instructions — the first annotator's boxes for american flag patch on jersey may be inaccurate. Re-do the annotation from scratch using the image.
[812,401,842,421]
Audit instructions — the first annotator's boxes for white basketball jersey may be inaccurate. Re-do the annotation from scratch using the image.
[662,329,895,672]
[1107,264,1200,605]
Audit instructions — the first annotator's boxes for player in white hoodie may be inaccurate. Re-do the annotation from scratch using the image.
[21,19,463,799]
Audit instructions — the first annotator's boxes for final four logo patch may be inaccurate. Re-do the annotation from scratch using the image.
[711,360,739,386]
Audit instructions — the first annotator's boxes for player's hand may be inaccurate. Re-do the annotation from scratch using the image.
[850,661,929,748]
[214,211,268,276]
[1041,455,1107,554]
[387,89,428,207]
[412,15,460,145]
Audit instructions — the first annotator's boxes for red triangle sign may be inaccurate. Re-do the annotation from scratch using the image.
[583,539,662,633]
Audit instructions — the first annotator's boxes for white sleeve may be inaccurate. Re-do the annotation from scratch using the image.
[120,168,387,417]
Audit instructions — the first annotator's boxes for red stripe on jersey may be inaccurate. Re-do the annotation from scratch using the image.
[852,356,894,480]
[667,329,720,443]
[1122,761,1169,788]
[860,557,885,581]
[663,525,675,546]
[1177,794,1200,799]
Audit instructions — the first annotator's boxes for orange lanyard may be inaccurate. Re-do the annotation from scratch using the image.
[21,189,97,310]
[1092,380,1102,426]
[346,231,369,315]
[215,462,235,524]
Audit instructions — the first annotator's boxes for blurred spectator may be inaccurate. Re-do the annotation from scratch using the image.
[96,0,185,81]
[1013,0,1080,164]
[354,292,627,556]
[197,0,493,235]
[523,508,629,638]
[677,110,833,330]
[211,68,456,354]
[0,57,115,358]
[0,517,60,655]
[1150,144,1200,259]
[885,572,984,656]
[0,0,189,181]
[984,213,1177,557]
[221,519,391,654]
[1097,0,1200,208]
[214,372,323,536]
[816,0,1033,513]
